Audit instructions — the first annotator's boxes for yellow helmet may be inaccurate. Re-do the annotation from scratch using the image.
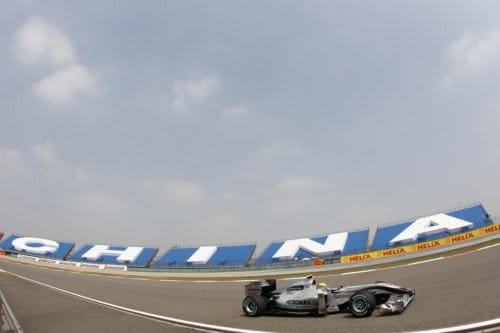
[318,282,327,287]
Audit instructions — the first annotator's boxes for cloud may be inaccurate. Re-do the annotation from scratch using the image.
[199,213,242,230]
[32,141,68,170]
[33,65,96,105]
[171,74,220,115]
[222,191,236,202]
[13,17,75,67]
[165,179,203,203]
[74,168,89,183]
[13,17,98,106]
[254,139,303,165]
[32,141,88,182]
[138,178,204,203]
[0,149,29,174]
[72,192,127,211]
[275,176,327,192]
[222,103,249,119]
[137,179,162,192]
[443,29,500,86]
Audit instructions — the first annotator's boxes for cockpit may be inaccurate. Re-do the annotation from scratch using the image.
[282,275,328,292]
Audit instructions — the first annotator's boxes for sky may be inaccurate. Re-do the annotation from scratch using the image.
[1,1,499,249]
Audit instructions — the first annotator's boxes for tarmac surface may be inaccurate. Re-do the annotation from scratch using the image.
[0,244,499,333]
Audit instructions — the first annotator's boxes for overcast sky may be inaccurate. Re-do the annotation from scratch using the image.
[1,1,499,248]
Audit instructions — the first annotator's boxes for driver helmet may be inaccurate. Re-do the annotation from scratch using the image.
[318,282,327,288]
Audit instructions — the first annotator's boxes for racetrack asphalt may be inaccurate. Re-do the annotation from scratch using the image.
[0,244,498,333]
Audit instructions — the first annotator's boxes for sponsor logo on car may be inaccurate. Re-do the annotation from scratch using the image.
[286,299,315,307]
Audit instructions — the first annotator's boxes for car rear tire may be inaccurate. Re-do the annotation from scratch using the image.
[242,296,267,317]
[349,291,376,318]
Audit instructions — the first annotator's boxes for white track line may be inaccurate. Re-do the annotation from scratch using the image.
[475,243,500,251]
[192,280,219,283]
[341,269,376,275]
[0,269,271,333]
[406,317,500,333]
[407,257,443,266]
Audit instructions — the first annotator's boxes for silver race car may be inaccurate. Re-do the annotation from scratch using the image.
[242,275,414,318]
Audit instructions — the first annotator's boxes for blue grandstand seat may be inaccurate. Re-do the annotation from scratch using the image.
[370,204,489,251]
[69,245,158,267]
[254,230,369,264]
[153,244,255,267]
[0,235,74,260]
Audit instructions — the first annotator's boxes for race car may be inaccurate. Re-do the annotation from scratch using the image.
[242,275,414,318]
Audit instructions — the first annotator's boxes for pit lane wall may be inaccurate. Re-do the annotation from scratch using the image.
[0,203,497,271]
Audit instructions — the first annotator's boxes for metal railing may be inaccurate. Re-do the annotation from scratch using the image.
[130,257,341,273]
[0,289,23,333]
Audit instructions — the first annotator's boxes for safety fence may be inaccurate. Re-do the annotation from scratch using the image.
[15,255,127,271]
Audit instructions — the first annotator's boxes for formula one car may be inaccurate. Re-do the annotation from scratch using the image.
[242,275,414,318]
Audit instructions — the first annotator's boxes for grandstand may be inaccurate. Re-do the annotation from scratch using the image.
[253,229,368,264]
[371,204,490,251]
[69,245,158,267]
[0,235,74,259]
[0,202,496,269]
[153,244,255,268]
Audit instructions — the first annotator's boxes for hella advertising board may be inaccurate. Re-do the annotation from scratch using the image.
[153,244,256,267]
[0,235,74,259]
[69,244,158,267]
[254,230,369,264]
[371,204,490,251]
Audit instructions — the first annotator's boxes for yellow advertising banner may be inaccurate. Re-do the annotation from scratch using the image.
[340,223,500,263]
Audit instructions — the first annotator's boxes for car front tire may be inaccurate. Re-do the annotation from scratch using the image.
[349,291,376,318]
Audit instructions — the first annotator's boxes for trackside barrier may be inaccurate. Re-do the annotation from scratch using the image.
[15,254,127,271]
[341,223,500,263]
[8,226,499,274]
[0,289,23,333]
[14,255,39,263]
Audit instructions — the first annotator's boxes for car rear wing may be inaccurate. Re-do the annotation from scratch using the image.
[245,279,276,296]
